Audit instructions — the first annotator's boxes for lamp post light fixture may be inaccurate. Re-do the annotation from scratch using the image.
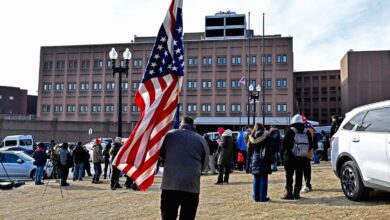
[249,84,261,125]
[109,48,131,138]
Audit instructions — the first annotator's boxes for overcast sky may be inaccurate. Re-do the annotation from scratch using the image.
[1,0,389,95]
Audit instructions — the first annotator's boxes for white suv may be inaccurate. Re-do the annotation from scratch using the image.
[331,100,390,201]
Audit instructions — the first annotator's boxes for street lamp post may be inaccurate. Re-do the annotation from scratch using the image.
[249,84,261,125]
[109,48,132,138]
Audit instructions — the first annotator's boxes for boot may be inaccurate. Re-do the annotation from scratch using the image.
[281,187,294,200]
[293,187,301,200]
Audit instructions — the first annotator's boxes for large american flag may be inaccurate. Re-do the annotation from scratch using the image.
[113,0,184,191]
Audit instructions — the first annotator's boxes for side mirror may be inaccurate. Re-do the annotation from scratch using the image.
[17,159,24,163]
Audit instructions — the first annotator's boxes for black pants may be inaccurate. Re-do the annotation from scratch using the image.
[303,158,312,189]
[103,160,110,178]
[217,165,230,183]
[160,190,199,220]
[60,166,69,186]
[110,166,121,188]
[284,157,305,195]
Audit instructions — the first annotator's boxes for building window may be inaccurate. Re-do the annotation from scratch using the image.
[44,61,53,70]
[43,83,52,91]
[79,105,88,113]
[133,59,143,68]
[201,80,212,89]
[105,104,114,112]
[106,60,112,68]
[252,56,256,64]
[9,96,14,101]
[262,80,272,89]
[54,105,63,113]
[68,83,76,92]
[81,60,90,69]
[276,104,287,112]
[330,75,336,80]
[55,83,64,91]
[66,105,76,113]
[231,56,236,64]
[131,104,140,112]
[93,60,103,69]
[122,104,128,113]
[216,104,226,112]
[266,104,272,112]
[267,55,272,64]
[276,79,287,88]
[68,60,78,69]
[282,55,287,64]
[80,83,89,91]
[216,80,226,89]
[202,57,212,65]
[187,80,198,89]
[188,58,193,65]
[92,105,101,113]
[92,82,102,91]
[132,81,140,90]
[42,105,50,113]
[55,60,65,70]
[0,95,2,100]
[216,56,227,65]
[231,104,241,112]
[201,104,211,112]
[106,82,115,91]
[187,104,197,112]
[276,55,281,64]
[321,76,327,80]
[231,79,242,89]
[121,82,129,90]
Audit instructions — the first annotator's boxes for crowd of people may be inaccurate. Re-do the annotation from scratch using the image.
[31,114,341,220]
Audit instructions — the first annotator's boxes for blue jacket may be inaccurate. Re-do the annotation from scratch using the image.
[237,131,247,151]
[249,130,272,175]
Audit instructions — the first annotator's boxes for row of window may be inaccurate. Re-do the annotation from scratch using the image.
[0,95,14,101]
[42,82,133,92]
[189,55,287,66]
[296,75,339,81]
[43,59,144,71]
[186,79,288,89]
[43,54,288,71]
[42,103,288,113]
[42,104,139,113]
[298,97,341,102]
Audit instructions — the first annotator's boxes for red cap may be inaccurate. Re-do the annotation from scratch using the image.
[95,138,101,144]
[301,115,307,122]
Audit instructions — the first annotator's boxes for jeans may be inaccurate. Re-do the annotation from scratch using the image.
[93,163,102,182]
[271,162,278,171]
[161,190,199,220]
[35,166,44,184]
[253,174,268,202]
[313,149,320,163]
[73,162,84,180]
[217,165,230,183]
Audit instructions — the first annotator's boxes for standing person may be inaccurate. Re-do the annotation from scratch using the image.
[215,129,234,185]
[244,125,253,174]
[269,126,282,172]
[83,146,92,177]
[330,115,340,137]
[32,143,48,185]
[281,114,313,200]
[103,142,112,179]
[248,123,272,202]
[236,128,247,172]
[301,116,317,194]
[321,130,330,161]
[159,116,209,220]
[58,143,71,186]
[92,138,104,184]
[110,137,122,190]
[203,134,217,175]
[72,142,87,181]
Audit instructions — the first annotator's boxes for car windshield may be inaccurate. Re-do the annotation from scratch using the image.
[17,152,34,161]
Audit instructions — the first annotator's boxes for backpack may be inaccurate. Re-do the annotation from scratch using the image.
[260,131,281,164]
[291,127,310,157]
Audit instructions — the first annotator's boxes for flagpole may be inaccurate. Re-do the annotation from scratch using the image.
[262,13,265,125]
[247,11,251,126]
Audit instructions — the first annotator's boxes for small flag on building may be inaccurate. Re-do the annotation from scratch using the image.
[239,76,246,85]
[113,0,184,191]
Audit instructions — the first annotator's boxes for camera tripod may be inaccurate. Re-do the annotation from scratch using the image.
[41,159,69,198]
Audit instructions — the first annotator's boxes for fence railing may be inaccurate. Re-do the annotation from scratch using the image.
[1,114,37,120]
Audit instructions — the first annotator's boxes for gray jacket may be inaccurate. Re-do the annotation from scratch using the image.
[217,131,234,165]
[160,124,209,194]
[92,144,104,164]
[59,148,69,166]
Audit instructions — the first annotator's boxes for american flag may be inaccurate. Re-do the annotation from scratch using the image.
[113,0,184,191]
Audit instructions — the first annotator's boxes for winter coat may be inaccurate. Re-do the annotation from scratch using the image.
[92,144,104,164]
[33,147,47,167]
[103,143,111,163]
[73,145,87,164]
[282,123,314,162]
[217,130,234,166]
[110,142,121,163]
[204,135,217,155]
[249,130,272,175]
[237,131,247,151]
[160,124,209,194]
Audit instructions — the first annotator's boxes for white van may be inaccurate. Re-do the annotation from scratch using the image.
[0,135,34,150]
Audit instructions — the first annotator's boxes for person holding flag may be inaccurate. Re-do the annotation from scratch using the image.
[112,0,185,192]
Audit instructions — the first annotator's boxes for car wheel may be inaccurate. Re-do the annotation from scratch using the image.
[340,161,369,201]
[31,169,36,180]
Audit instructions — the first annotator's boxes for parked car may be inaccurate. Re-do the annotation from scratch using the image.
[206,131,239,141]
[0,146,35,156]
[0,151,52,181]
[0,135,34,150]
[331,100,390,201]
